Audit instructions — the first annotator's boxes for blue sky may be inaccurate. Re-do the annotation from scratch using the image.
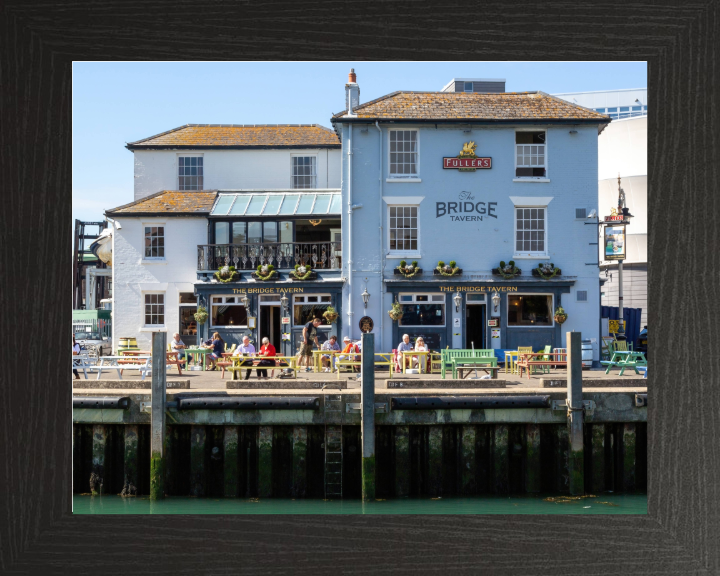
[72,61,646,222]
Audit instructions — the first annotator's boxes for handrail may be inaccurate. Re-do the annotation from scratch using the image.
[197,241,341,271]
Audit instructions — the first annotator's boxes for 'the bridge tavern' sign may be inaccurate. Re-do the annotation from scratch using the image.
[443,141,492,171]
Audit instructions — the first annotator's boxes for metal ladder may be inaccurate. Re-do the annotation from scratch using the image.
[323,386,343,499]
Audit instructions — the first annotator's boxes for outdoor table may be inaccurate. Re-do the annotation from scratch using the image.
[504,351,519,374]
[184,347,212,371]
[121,349,184,374]
[313,349,341,372]
[229,355,298,381]
[452,359,500,380]
[516,353,568,379]
[603,351,647,376]
[95,355,151,380]
[401,350,430,374]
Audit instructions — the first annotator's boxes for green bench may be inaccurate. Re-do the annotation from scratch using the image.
[440,349,497,379]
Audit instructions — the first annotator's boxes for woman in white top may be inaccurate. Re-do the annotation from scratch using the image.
[413,337,428,371]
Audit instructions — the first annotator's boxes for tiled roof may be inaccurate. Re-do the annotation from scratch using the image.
[332,91,610,122]
[106,191,218,215]
[126,124,340,149]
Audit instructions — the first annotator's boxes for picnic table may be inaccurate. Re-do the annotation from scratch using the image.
[228,355,298,381]
[336,353,393,380]
[601,351,647,375]
[504,351,519,374]
[184,347,212,371]
[120,350,185,375]
[312,349,342,373]
[452,359,500,380]
[401,350,430,374]
[95,355,151,380]
[516,352,568,379]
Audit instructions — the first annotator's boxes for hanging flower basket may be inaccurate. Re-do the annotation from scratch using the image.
[394,260,422,279]
[323,305,339,324]
[554,305,568,325]
[193,306,209,325]
[289,264,317,281]
[532,263,561,280]
[434,260,462,277]
[388,301,404,322]
[492,260,522,279]
[252,264,278,281]
[214,265,240,283]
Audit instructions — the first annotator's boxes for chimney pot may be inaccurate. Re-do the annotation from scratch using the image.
[348,68,357,83]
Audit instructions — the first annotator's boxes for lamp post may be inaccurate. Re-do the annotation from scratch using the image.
[453,291,462,313]
[615,175,632,341]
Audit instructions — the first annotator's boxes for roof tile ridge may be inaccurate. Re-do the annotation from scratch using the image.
[126,125,192,146]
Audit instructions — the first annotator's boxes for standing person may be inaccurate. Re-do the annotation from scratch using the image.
[72,335,82,380]
[300,317,322,372]
[256,337,276,380]
[396,333,413,371]
[170,332,187,366]
[205,332,224,371]
[233,335,256,380]
[321,335,341,372]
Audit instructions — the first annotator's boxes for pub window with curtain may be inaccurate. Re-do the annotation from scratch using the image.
[507,295,553,326]
[211,296,248,327]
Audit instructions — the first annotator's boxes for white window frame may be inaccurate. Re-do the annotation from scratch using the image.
[513,205,549,259]
[177,154,204,191]
[210,295,248,329]
[291,155,318,189]
[142,222,166,261]
[386,204,421,258]
[506,293,555,328]
[513,129,549,182]
[388,129,420,181]
[293,294,333,328]
[397,293,446,327]
[142,292,166,328]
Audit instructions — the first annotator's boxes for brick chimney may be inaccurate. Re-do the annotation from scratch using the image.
[345,68,360,116]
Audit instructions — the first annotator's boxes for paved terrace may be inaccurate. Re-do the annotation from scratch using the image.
[73,365,646,391]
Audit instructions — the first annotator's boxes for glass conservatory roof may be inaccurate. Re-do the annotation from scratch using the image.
[211,191,342,217]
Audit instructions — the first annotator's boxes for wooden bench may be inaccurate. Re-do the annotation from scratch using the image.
[336,354,393,380]
[516,353,568,379]
[228,356,298,380]
[454,363,501,380]
[441,349,497,379]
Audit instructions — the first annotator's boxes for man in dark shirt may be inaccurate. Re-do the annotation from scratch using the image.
[299,318,322,372]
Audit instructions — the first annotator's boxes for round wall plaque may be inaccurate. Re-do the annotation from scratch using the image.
[359,316,374,333]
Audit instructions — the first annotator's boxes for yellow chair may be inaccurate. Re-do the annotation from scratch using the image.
[515,346,533,374]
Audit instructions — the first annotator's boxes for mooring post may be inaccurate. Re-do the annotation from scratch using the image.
[150,331,167,500]
[567,331,584,495]
[360,332,375,501]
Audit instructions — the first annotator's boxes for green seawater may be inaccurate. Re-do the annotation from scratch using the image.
[74,494,647,514]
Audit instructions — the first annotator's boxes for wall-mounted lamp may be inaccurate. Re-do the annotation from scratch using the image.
[453,291,462,312]
[361,280,370,309]
[280,293,288,313]
[241,293,250,312]
[492,291,500,312]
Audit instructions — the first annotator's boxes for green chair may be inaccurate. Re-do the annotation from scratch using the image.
[536,345,553,374]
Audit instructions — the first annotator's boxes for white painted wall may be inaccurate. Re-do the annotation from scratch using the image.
[133,149,342,200]
[111,216,207,352]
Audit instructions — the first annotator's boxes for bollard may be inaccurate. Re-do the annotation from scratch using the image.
[566,331,584,495]
[150,331,167,500]
[360,332,375,501]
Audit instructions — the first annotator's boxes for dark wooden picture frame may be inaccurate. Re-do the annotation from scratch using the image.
[1,1,717,573]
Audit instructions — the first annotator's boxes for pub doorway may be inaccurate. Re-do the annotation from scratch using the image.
[259,295,282,350]
[465,302,486,349]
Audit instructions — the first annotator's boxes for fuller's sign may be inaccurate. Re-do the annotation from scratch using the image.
[443,141,491,171]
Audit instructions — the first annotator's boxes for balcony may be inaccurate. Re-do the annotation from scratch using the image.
[198,242,342,271]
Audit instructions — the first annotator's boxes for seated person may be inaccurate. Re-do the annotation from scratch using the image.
[413,336,428,371]
[256,337,276,380]
[233,335,256,380]
[396,333,414,371]
[321,335,341,372]
[204,332,224,371]
[337,336,360,372]
[170,333,186,365]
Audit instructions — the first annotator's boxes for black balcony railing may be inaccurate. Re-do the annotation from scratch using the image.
[198,242,342,271]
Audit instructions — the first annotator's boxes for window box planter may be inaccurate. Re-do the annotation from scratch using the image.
[395,260,422,279]
[289,265,317,281]
[433,268,462,276]
[492,260,521,279]
[252,265,278,281]
[532,263,561,280]
[214,266,240,283]
[433,260,461,277]
[394,268,423,278]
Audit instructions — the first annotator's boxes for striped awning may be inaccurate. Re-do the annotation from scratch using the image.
[210,191,342,217]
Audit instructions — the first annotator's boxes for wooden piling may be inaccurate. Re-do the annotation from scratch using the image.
[591,424,605,493]
[460,425,476,495]
[394,426,410,497]
[427,426,443,496]
[150,331,167,500]
[258,425,273,498]
[223,426,239,498]
[360,333,375,501]
[493,424,509,493]
[623,423,636,492]
[122,425,139,497]
[91,424,107,495]
[566,331,584,495]
[190,425,206,497]
[556,425,570,493]
[525,424,541,493]
[292,426,307,498]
